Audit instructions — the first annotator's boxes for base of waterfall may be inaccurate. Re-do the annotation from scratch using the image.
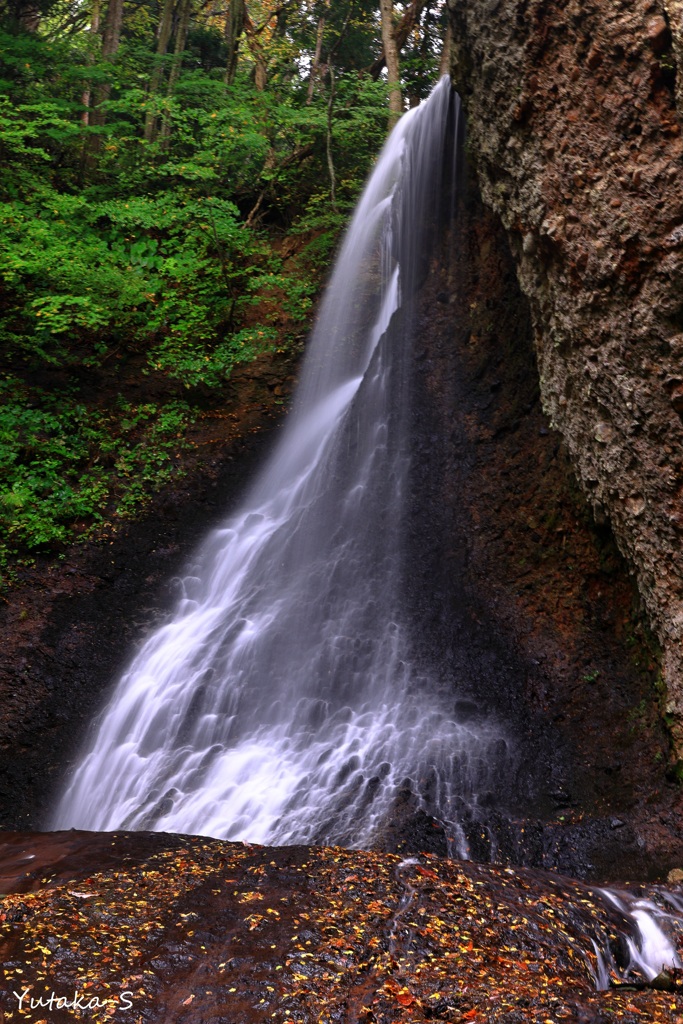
[1,831,681,1024]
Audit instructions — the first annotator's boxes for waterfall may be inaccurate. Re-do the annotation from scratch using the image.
[50,76,683,993]
[54,78,513,850]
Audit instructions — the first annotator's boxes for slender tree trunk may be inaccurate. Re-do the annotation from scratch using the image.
[244,9,267,90]
[438,16,453,78]
[369,0,427,81]
[224,0,245,85]
[144,0,176,142]
[306,13,325,104]
[274,5,287,37]
[17,1,41,31]
[101,0,123,59]
[254,54,267,90]
[379,0,402,124]
[326,64,336,207]
[81,0,101,127]
[160,0,193,145]
[90,0,123,127]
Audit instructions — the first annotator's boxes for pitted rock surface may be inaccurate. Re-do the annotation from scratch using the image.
[448,0,683,749]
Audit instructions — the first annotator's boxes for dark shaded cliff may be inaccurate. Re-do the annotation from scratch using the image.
[447,0,683,755]
[399,148,683,878]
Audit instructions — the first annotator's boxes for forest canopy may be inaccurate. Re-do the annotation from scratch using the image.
[0,0,449,582]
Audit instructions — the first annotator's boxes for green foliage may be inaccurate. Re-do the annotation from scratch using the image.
[0,374,196,583]
[148,325,278,387]
[0,0,440,578]
[0,183,306,377]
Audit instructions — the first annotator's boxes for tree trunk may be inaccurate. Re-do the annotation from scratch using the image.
[369,0,427,81]
[224,0,245,85]
[90,0,123,127]
[17,0,41,31]
[244,11,267,90]
[254,54,267,90]
[325,64,336,207]
[379,0,402,124]
[306,13,325,104]
[81,0,101,128]
[437,16,452,79]
[144,0,176,142]
[160,0,193,145]
[101,0,123,59]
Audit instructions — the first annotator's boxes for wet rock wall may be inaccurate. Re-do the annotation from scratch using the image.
[447,0,683,751]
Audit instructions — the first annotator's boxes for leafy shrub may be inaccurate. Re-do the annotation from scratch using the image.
[0,375,197,583]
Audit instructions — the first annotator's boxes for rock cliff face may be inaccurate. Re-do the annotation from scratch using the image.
[448,0,683,752]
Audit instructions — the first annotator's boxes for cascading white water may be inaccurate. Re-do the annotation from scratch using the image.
[593,888,683,990]
[54,78,513,850]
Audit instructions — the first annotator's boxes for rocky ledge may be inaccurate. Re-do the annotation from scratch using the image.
[0,830,682,1023]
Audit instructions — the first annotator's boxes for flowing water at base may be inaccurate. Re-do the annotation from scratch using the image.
[592,888,683,990]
